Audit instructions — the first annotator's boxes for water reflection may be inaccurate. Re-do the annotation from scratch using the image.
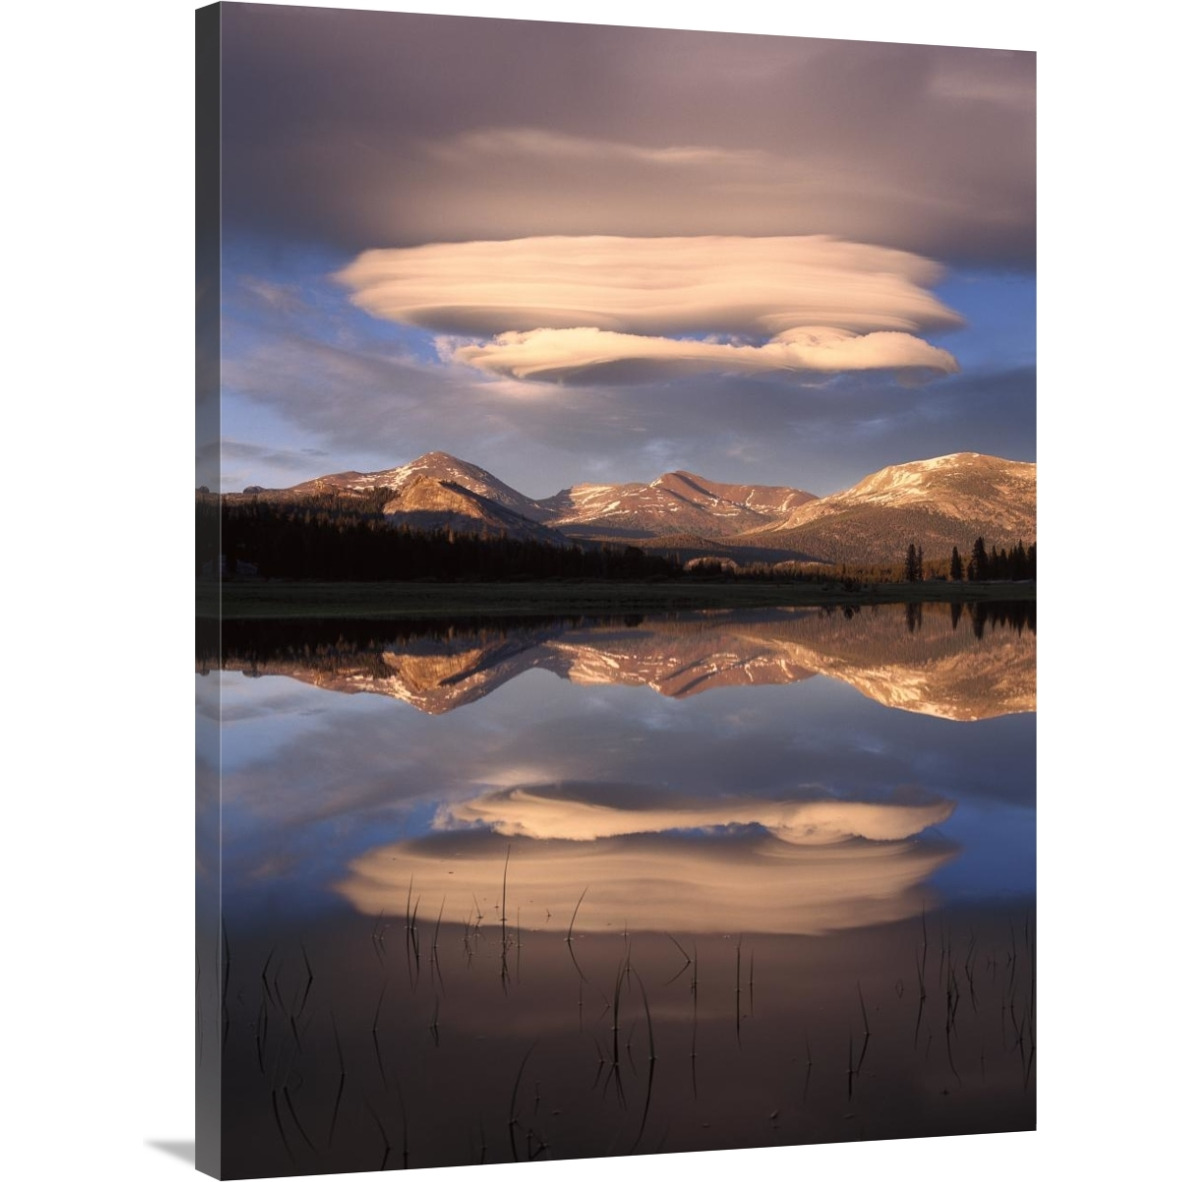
[339,775,958,935]
[442,781,954,843]
[205,601,1035,721]
[211,606,1035,914]
[339,829,956,936]
[207,602,1036,1173]
[219,905,1035,1176]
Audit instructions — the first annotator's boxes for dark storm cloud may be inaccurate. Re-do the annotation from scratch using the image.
[220,5,1034,267]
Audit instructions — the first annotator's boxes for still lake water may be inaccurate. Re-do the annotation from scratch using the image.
[198,602,1035,1177]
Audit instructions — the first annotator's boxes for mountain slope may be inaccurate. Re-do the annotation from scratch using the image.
[291,451,548,521]
[740,453,1035,564]
[539,470,816,538]
[379,476,572,546]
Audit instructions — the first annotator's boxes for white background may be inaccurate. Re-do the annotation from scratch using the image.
[3,1,1176,1180]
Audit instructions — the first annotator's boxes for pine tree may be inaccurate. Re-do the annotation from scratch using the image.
[904,542,920,582]
[950,545,963,581]
[1014,539,1028,579]
[971,536,989,581]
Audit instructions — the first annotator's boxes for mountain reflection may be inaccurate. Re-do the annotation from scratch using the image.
[206,602,1035,720]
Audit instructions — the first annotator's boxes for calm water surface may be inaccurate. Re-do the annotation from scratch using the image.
[198,603,1035,1177]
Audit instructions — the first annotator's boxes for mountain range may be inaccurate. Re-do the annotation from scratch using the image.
[250,448,1036,566]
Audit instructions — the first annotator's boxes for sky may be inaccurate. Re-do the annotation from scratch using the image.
[210,4,1035,497]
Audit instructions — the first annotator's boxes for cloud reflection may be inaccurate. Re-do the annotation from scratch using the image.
[338,824,955,936]
[338,779,955,935]
[442,781,954,844]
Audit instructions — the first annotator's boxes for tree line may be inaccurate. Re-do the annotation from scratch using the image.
[196,491,1037,587]
[197,493,681,582]
[906,536,1036,582]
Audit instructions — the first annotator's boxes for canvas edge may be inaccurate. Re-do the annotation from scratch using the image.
[195,2,224,1177]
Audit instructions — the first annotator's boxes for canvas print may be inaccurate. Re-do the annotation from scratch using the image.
[196,4,1036,1177]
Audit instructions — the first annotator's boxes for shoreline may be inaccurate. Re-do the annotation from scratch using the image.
[200,578,1036,620]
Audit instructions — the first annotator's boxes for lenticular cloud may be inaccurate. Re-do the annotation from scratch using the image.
[336,235,962,384]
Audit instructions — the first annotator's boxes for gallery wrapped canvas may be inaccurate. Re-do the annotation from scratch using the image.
[196,4,1035,1177]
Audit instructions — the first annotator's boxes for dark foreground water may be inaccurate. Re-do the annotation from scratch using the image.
[198,602,1035,1177]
